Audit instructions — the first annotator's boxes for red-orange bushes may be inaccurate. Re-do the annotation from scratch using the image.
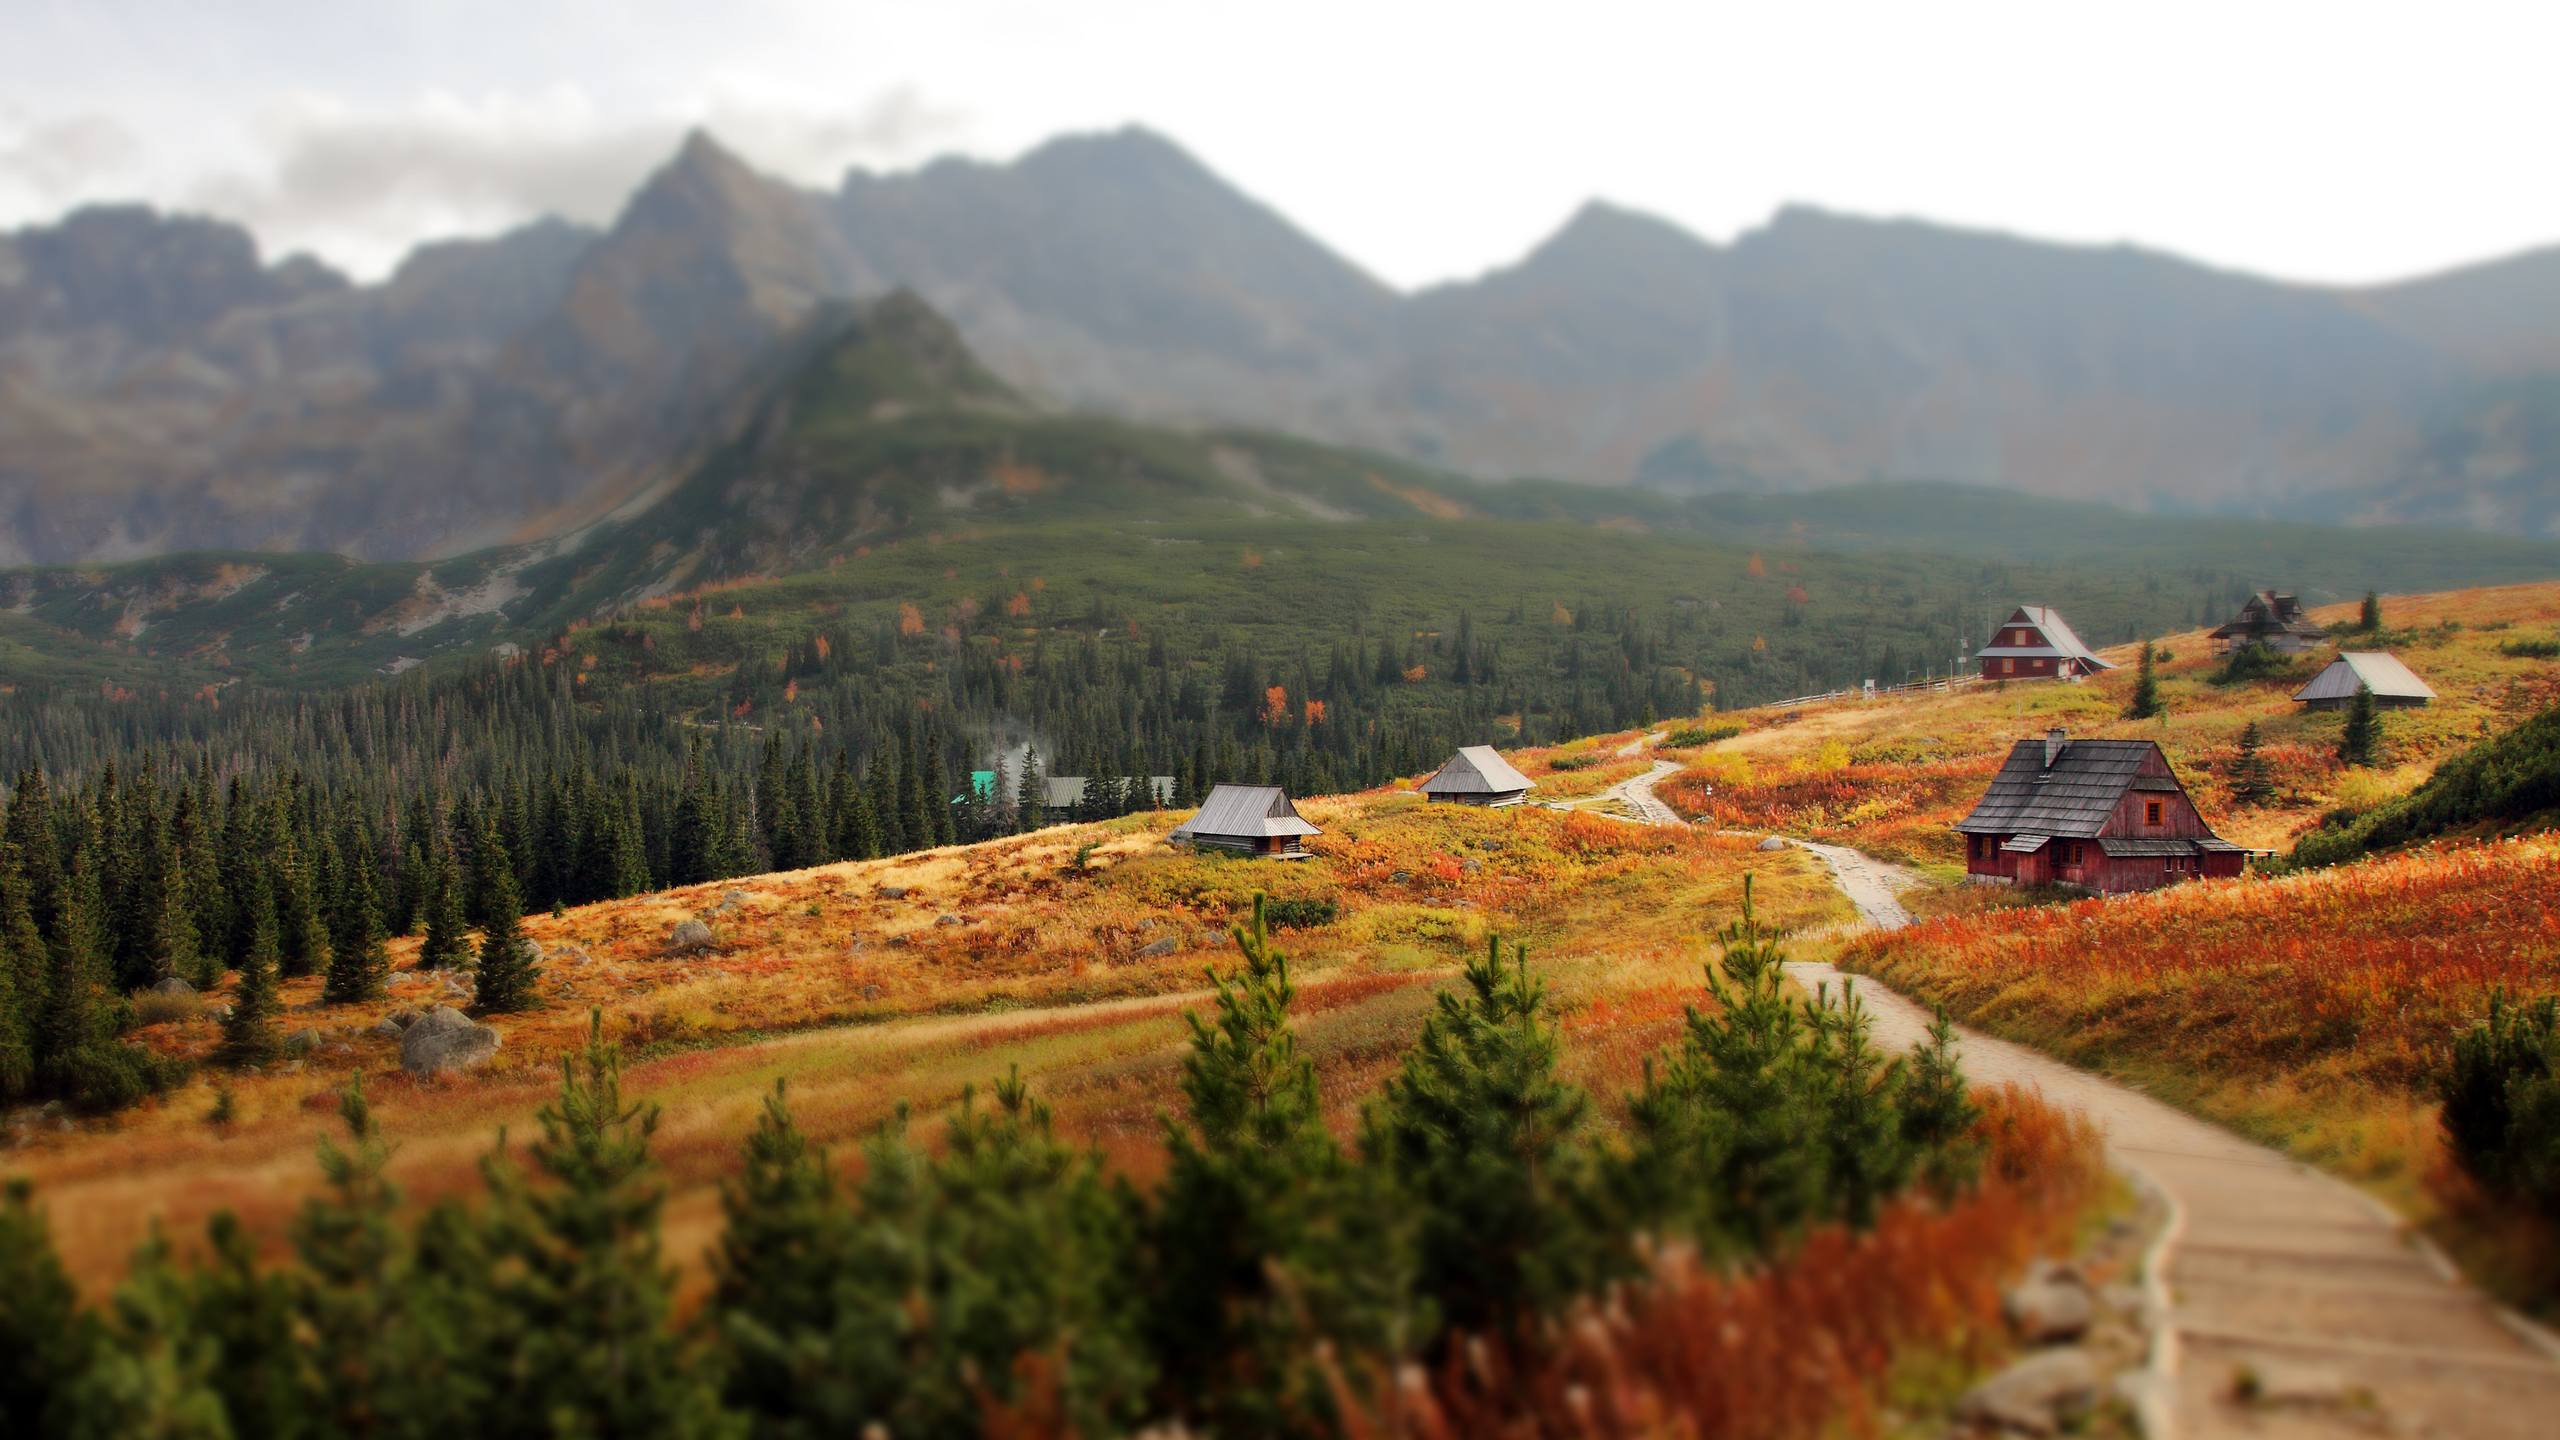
[1338,1085,2103,1440]
[1839,838,2560,1092]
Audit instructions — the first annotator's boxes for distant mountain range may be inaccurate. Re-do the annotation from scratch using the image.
[7,125,2560,565]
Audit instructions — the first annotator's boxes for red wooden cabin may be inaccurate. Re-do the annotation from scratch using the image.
[1956,730,2244,893]
[1973,605,2113,681]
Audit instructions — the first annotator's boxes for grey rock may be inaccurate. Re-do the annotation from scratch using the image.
[1460,857,1483,872]
[879,885,910,899]
[282,1030,319,1057]
[1135,937,1180,958]
[2005,1279,2095,1344]
[150,976,197,996]
[667,919,716,955]
[1959,1348,2097,1436]
[399,1006,502,1078]
[860,983,883,1001]
[207,1003,233,1021]
[1757,836,1786,852]
[370,1017,405,1039]
[935,913,962,927]
[548,943,593,966]
[1389,871,1413,884]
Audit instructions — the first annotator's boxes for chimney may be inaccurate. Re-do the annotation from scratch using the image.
[2043,728,2067,768]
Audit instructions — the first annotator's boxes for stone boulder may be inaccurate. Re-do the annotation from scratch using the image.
[548,943,593,967]
[1757,835,1786,852]
[1959,1348,2097,1436]
[283,1029,320,1057]
[2005,1266,2095,1344]
[1135,937,1180,959]
[935,913,963,927]
[150,975,197,997]
[667,919,716,955]
[879,885,909,900]
[400,1006,502,1078]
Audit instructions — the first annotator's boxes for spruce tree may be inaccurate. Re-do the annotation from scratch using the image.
[0,1178,102,1434]
[187,1213,309,1438]
[2360,589,2383,631]
[322,859,390,1004]
[292,1080,402,1434]
[416,851,471,972]
[1899,1006,1983,1196]
[38,842,153,1113]
[274,835,331,982]
[1151,895,1414,1430]
[1015,745,1045,833]
[2229,720,2275,805]
[221,871,284,1069]
[0,846,40,1102]
[2125,640,2163,720]
[1368,934,1598,1333]
[471,866,539,1016]
[2340,683,2381,767]
[709,1080,845,1426]
[483,1013,722,1436]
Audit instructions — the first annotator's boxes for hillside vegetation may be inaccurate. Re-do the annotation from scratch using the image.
[1656,580,2560,865]
[2291,699,2560,865]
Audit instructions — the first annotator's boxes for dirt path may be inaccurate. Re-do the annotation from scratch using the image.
[1596,759,1684,825]
[1780,841,2560,1439]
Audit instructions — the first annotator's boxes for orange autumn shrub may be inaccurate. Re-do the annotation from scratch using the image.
[1337,1085,2103,1440]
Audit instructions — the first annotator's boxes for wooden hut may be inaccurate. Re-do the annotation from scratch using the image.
[1418,746,1535,807]
[1955,729,2244,893]
[1974,606,2113,681]
[1170,784,1320,857]
[2293,652,2435,711]
[2209,590,2327,654]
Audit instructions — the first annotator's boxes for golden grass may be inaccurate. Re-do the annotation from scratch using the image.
[13,784,1850,1293]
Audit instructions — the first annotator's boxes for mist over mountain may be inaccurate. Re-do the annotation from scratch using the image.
[6,124,2560,565]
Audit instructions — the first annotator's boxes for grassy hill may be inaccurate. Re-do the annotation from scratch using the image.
[10,772,1850,1293]
[1654,580,2560,866]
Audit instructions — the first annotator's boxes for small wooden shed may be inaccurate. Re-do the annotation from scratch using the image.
[1974,606,2114,681]
[1418,746,1535,807]
[2293,652,2435,711]
[1170,784,1320,857]
[2209,590,2327,654]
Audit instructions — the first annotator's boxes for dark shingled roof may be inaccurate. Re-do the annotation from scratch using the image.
[1956,738,2158,838]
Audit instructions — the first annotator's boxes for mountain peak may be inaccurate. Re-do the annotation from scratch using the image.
[1512,199,1719,288]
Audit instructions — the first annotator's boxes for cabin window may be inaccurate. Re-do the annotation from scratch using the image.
[2145,800,2164,826]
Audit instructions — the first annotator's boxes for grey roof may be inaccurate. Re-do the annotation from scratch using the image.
[1956,738,2160,838]
[1045,775,1175,807]
[1975,606,2114,670]
[1171,785,1320,840]
[2293,652,2436,705]
[2000,834,2051,853]
[1419,745,1534,796]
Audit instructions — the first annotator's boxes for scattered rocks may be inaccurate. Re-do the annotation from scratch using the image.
[935,913,963,927]
[399,1006,502,1078]
[1757,835,1787,852]
[369,1017,405,1039]
[282,1030,319,1057]
[1958,1347,2097,1436]
[1135,937,1180,959]
[2005,1263,2095,1344]
[879,885,910,900]
[667,919,716,955]
[548,943,593,967]
[150,976,197,997]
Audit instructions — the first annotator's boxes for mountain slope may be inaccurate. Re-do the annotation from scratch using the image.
[14,125,2560,565]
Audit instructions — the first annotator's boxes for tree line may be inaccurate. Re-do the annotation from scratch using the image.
[0,886,1990,1437]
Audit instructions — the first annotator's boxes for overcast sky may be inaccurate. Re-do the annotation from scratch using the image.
[3,0,2554,288]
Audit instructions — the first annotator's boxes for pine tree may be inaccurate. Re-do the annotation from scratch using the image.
[0,845,41,1102]
[471,865,540,1016]
[221,870,284,1069]
[0,1178,103,1434]
[482,1013,722,1436]
[2340,683,2381,767]
[2229,720,2276,805]
[292,1080,402,1434]
[1015,745,1045,833]
[187,1213,309,1438]
[2125,640,2163,720]
[1150,895,1414,1430]
[417,849,472,972]
[38,841,155,1113]
[1899,1006,1983,1197]
[274,830,331,982]
[709,1080,844,1427]
[1368,934,1597,1333]
[2360,589,2383,631]
[322,859,390,1004]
